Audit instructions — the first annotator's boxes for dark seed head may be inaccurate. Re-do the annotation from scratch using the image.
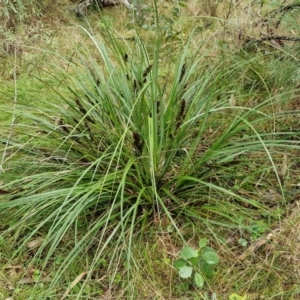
[133,131,143,153]
[179,63,186,84]
[124,53,129,62]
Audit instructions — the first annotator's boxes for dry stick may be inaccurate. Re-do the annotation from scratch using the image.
[265,2,300,18]
[243,35,300,50]
[0,48,18,174]
[225,0,243,21]
[260,2,300,28]
[274,3,300,28]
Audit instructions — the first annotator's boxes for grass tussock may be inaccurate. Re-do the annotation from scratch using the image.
[1,1,300,299]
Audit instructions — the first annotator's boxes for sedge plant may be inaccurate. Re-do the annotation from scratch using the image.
[0,21,299,298]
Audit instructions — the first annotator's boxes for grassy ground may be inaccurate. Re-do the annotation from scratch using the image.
[1,0,300,299]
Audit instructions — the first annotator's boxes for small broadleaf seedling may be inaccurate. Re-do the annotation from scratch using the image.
[174,238,219,288]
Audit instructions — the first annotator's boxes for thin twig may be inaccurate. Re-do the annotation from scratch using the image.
[259,2,300,28]
[266,2,300,18]
[243,35,300,49]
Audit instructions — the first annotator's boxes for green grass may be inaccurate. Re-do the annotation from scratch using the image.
[1,1,300,299]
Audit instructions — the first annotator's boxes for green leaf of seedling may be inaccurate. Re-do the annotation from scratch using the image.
[194,272,204,288]
[178,281,190,291]
[229,293,247,300]
[179,266,193,279]
[180,247,198,259]
[188,255,199,266]
[238,238,248,247]
[199,238,208,248]
[201,246,215,253]
[202,251,219,265]
[174,258,186,270]
[200,260,215,279]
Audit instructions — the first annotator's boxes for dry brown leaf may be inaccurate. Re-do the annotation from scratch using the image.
[62,271,88,299]
[281,153,288,176]
[18,277,51,284]
[4,265,23,269]
[229,94,236,106]
[27,238,45,249]
[238,227,280,260]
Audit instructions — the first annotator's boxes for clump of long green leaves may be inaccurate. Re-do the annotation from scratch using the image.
[0,25,299,297]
